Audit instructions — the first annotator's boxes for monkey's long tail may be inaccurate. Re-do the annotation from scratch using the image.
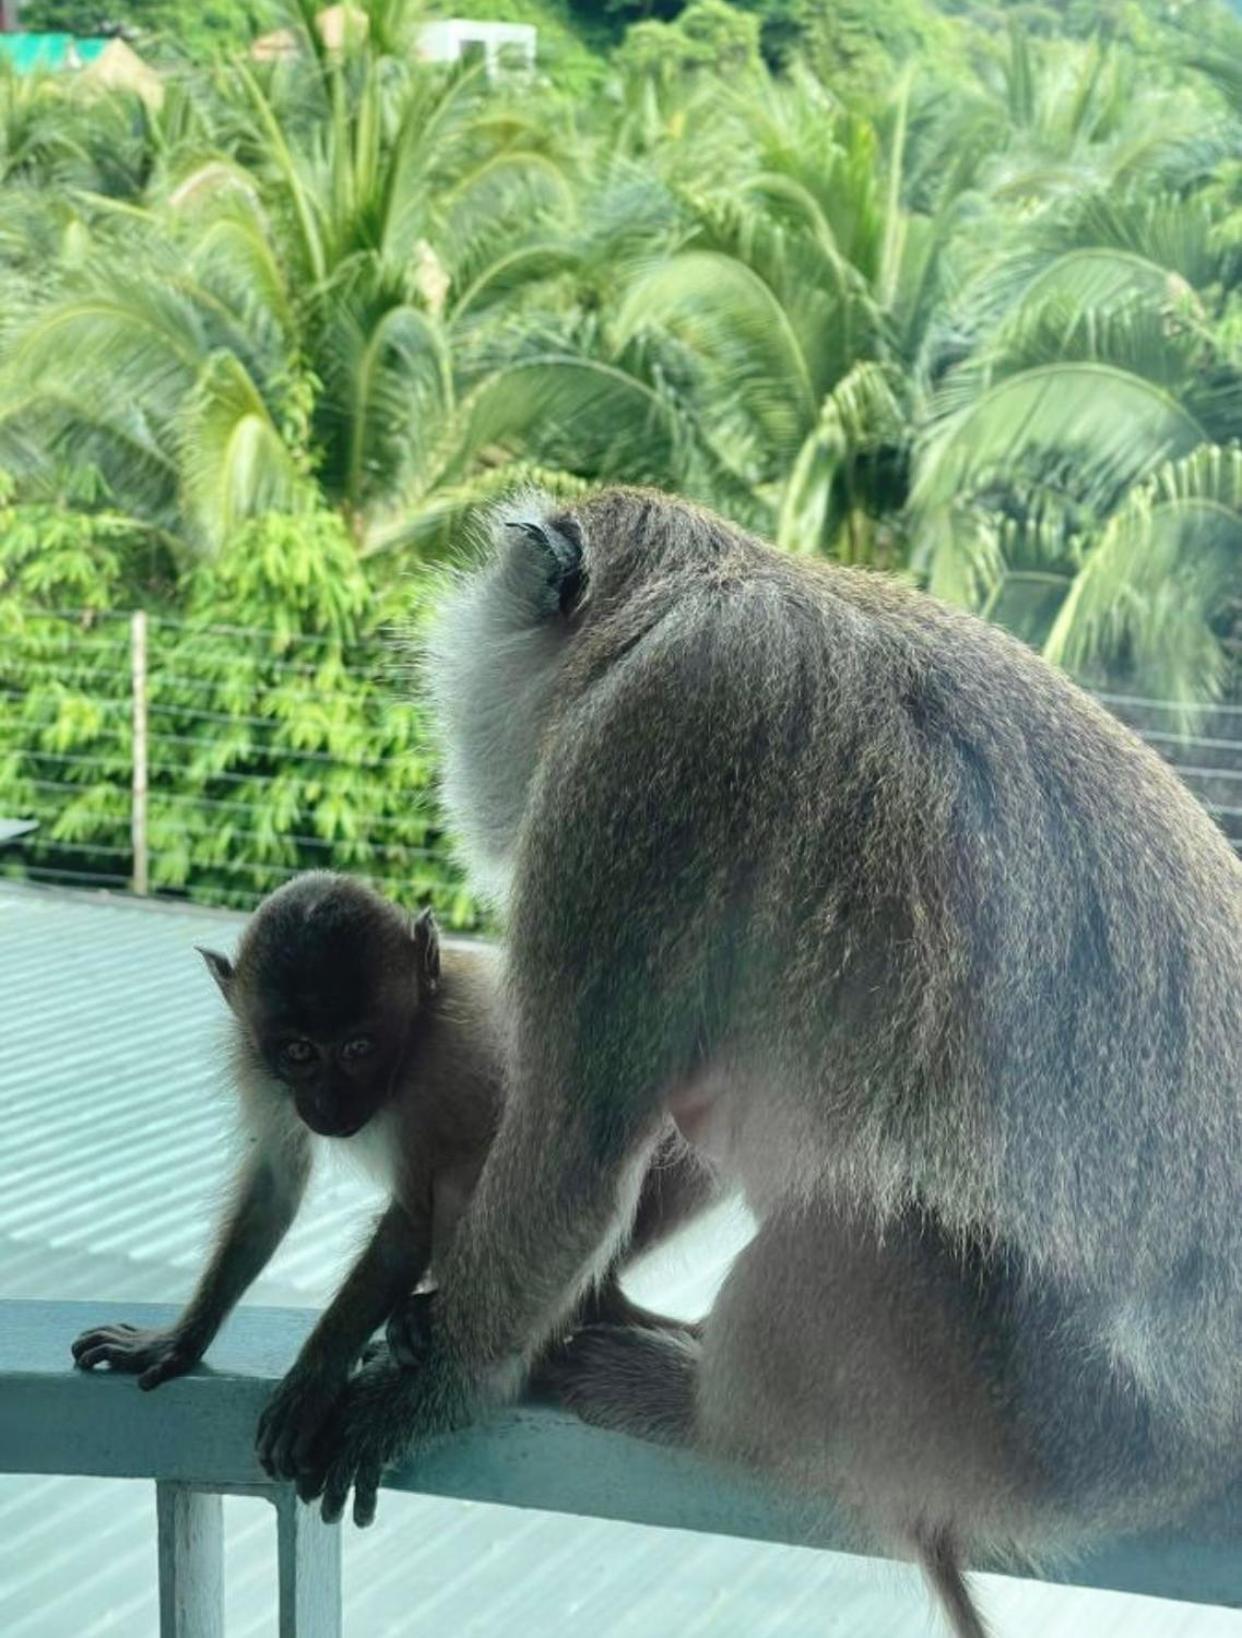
[920,1532,991,1638]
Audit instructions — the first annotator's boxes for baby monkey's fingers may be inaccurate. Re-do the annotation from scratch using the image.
[70,1323,198,1388]
[71,1322,150,1363]
[138,1355,192,1391]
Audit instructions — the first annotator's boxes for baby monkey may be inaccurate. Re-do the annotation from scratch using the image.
[71,872,715,1485]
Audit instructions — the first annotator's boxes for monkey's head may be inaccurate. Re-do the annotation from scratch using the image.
[197,873,440,1139]
[425,486,739,906]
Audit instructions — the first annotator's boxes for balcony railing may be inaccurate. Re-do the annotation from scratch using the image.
[3,1298,1241,1636]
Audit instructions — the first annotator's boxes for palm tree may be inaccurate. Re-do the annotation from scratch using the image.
[2,0,1240,708]
[0,5,579,558]
[1043,446,1242,709]
[520,64,939,563]
[913,178,1242,704]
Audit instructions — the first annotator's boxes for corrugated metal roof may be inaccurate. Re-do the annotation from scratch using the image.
[1,881,1237,1637]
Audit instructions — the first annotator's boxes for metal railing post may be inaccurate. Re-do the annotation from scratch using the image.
[272,1485,343,1638]
[156,1481,224,1638]
[130,608,149,895]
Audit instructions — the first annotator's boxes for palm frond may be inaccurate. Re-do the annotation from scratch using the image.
[176,351,309,552]
[1045,445,1242,708]
[337,297,453,513]
[190,204,296,347]
[1185,50,1242,119]
[915,362,1207,518]
[448,242,581,322]
[945,190,1221,353]
[454,355,691,487]
[922,505,1007,611]
[778,362,905,554]
[617,251,817,454]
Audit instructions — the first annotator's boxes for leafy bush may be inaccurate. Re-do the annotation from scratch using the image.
[20,0,277,57]
[617,0,762,81]
[0,495,482,926]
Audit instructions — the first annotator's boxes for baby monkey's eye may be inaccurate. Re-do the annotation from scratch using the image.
[282,1039,315,1065]
[342,1036,375,1061]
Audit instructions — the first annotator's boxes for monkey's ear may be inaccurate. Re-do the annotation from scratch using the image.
[505,513,585,615]
[196,946,235,1004]
[412,908,441,996]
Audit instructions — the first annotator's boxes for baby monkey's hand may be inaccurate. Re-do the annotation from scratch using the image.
[71,1323,203,1391]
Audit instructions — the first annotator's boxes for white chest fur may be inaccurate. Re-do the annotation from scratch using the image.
[326,1105,399,1195]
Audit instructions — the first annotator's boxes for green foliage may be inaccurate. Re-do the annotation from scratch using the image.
[21,0,275,56]
[0,498,481,923]
[4,0,1242,916]
[783,0,962,101]
[571,0,682,28]
[0,477,167,608]
[0,33,584,555]
[1044,446,1242,709]
[17,0,113,28]
[617,0,761,83]
[650,0,760,74]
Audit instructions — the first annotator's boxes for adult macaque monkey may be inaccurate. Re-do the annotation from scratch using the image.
[293,489,1241,1638]
[70,872,715,1485]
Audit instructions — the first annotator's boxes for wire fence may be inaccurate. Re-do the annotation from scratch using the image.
[2,611,1240,922]
[1093,691,1242,850]
[0,608,479,925]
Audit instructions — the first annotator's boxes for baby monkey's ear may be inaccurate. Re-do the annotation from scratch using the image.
[196,946,235,1006]
[412,908,441,997]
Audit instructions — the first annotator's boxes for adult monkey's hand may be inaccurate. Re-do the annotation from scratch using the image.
[296,1340,476,1527]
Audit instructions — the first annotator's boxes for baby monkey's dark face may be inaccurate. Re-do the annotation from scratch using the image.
[257,993,406,1138]
[199,875,440,1142]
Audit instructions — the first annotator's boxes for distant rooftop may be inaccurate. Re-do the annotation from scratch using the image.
[0,32,107,72]
[0,881,1235,1637]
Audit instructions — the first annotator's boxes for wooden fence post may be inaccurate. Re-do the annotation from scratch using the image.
[131,609,149,895]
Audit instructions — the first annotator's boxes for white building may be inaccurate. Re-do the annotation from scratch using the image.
[417,17,537,79]
[251,9,536,79]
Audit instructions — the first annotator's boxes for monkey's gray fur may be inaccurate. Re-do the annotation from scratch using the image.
[306,488,1242,1637]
